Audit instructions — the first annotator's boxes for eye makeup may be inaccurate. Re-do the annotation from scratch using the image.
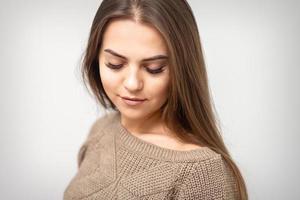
[146,65,166,74]
[104,62,166,74]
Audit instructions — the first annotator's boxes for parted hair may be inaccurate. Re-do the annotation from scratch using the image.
[81,0,248,199]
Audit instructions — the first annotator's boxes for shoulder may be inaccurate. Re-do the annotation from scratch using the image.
[77,111,118,167]
[85,111,117,141]
[175,153,238,199]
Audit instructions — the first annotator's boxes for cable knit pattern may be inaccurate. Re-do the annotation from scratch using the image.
[63,111,239,200]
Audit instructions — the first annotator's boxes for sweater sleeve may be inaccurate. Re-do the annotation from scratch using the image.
[77,139,89,168]
[175,155,238,200]
[77,113,112,168]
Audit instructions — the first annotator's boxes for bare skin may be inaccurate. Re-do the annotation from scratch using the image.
[99,19,202,151]
[131,132,203,151]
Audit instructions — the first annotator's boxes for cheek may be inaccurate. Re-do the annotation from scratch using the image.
[147,76,169,99]
[99,66,119,93]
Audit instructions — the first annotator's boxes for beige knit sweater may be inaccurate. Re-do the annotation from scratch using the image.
[64,111,239,200]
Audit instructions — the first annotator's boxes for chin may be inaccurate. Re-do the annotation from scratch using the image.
[121,108,145,116]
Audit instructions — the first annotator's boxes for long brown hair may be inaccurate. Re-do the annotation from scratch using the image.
[81,0,248,199]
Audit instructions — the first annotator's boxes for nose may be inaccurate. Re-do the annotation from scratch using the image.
[123,66,143,92]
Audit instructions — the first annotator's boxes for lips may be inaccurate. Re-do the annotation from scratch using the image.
[121,96,146,101]
[121,96,146,106]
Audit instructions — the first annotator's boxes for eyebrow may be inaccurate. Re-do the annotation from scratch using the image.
[104,49,168,62]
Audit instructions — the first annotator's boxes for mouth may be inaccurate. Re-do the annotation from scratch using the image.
[121,96,146,101]
[119,95,146,106]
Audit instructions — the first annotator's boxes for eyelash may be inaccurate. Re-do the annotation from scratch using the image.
[105,63,165,74]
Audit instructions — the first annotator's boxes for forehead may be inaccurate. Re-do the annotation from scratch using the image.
[101,19,168,58]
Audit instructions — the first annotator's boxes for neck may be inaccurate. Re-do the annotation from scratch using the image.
[120,111,169,136]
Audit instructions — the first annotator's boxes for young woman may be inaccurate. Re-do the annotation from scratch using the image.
[64,0,248,199]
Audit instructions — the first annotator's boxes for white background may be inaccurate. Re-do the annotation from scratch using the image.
[0,0,299,199]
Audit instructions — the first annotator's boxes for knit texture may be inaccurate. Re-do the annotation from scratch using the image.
[64,111,239,200]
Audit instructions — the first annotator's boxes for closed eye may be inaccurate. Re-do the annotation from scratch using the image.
[105,63,123,69]
[105,63,166,74]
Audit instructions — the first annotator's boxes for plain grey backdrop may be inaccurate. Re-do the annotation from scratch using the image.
[0,0,299,199]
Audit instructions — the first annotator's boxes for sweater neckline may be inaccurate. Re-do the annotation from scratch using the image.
[111,111,217,162]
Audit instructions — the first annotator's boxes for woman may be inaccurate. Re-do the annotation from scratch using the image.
[64,0,248,199]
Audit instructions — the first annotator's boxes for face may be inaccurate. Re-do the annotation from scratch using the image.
[98,19,170,122]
